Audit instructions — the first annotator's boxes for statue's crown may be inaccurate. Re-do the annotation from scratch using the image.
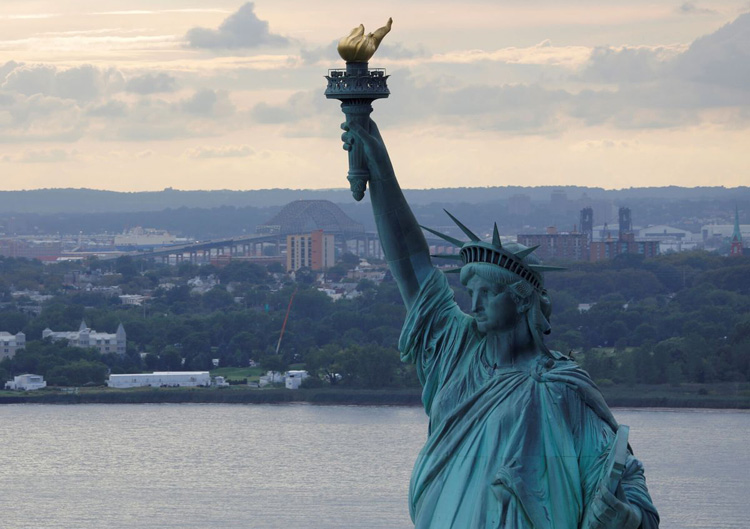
[422,210,565,293]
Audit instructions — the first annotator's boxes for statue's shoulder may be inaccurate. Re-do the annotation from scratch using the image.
[539,356,598,392]
[537,355,618,430]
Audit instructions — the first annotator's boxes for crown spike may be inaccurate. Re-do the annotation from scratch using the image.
[420,225,464,247]
[444,210,480,242]
[492,223,502,248]
[430,254,463,261]
[443,268,462,274]
[514,245,539,259]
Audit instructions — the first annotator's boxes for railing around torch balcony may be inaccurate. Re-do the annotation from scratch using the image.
[325,68,389,98]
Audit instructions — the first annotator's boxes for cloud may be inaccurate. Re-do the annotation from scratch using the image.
[185,2,288,50]
[1,64,124,102]
[250,90,323,124]
[0,13,60,20]
[185,145,254,158]
[2,11,749,146]
[432,41,592,69]
[670,13,750,89]
[300,41,339,64]
[2,65,56,96]
[576,12,750,95]
[378,42,428,60]
[677,2,718,15]
[112,97,198,141]
[0,34,178,55]
[106,90,238,141]
[0,61,20,82]
[578,46,678,83]
[568,12,750,128]
[181,89,234,117]
[86,100,128,117]
[434,82,570,132]
[1,148,71,163]
[125,73,177,94]
[263,10,750,136]
[0,93,86,142]
[0,72,239,143]
[263,70,568,134]
[572,139,637,152]
[90,9,230,16]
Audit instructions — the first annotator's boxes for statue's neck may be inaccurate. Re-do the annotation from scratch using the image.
[483,322,537,369]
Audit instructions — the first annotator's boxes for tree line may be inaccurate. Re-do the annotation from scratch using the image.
[1,250,749,388]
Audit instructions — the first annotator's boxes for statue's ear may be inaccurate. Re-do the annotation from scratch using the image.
[510,281,533,314]
[515,295,533,314]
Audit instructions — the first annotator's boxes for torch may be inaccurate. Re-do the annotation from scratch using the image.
[325,18,392,201]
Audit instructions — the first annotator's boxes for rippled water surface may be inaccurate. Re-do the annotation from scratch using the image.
[0,404,747,528]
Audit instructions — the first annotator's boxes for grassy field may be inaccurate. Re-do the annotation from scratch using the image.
[209,367,265,382]
[601,382,750,408]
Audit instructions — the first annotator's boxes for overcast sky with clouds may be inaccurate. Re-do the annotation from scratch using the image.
[0,0,748,191]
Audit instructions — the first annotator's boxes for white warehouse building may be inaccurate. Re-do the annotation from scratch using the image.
[107,371,211,389]
[284,370,309,390]
[5,374,47,391]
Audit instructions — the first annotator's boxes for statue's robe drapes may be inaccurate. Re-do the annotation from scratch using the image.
[399,270,659,529]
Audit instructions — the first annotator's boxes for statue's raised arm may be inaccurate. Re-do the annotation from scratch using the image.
[328,23,659,529]
[341,119,433,309]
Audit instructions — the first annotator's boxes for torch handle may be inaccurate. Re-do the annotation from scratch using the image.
[341,101,373,201]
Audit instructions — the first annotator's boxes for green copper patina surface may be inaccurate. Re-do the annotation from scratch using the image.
[330,24,659,527]
[335,116,660,528]
[325,19,392,201]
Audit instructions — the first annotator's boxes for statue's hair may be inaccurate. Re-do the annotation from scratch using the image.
[460,262,553,356]
[460,262,517,288]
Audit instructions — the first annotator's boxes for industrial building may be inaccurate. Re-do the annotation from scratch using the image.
[517,228,589,262]
[589,233,660,261]
[284,370,310,390]
[518,206,662,262]
[5,374,46,391]
[0,238,62,262]
[589,207,660,262]
[636,225,700,253]
[107,372,212,388]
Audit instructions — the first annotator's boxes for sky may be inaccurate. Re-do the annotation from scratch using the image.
[0,0,749,192]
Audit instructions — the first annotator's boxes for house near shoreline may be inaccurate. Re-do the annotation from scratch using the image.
[0,331,25,360]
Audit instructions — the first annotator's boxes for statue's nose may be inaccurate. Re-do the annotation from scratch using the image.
[471,293,483,313]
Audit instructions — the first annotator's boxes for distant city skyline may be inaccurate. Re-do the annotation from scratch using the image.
[1,0,749,191]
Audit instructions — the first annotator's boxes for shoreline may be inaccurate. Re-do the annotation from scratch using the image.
[1,384,749,409]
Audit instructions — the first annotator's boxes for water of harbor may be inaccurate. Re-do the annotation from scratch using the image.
[0,404,747,528]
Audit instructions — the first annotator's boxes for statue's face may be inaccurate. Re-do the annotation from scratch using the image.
[465,275,519,335]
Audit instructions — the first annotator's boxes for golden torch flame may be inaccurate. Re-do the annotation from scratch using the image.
[337,18,393,62]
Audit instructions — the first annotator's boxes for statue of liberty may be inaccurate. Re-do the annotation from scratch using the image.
[331,20,659,529]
